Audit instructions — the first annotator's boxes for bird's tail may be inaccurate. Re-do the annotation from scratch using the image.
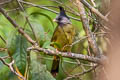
[51,55,60,77]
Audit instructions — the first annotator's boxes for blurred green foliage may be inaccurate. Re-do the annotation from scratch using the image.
[0,0,107,80]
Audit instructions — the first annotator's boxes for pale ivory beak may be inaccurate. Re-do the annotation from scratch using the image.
[53,19,57,22]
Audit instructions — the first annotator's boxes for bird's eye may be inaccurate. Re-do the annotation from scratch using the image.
[58,18,62,21]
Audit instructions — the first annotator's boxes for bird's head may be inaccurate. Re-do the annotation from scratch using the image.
[53,6,71,25]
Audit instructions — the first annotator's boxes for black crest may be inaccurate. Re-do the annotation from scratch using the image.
[58,6,69,19]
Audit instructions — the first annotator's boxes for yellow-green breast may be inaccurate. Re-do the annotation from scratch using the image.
[51,24,75,52]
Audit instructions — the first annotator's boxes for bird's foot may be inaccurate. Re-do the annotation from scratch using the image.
[67,52,72,56]
[55,49,59,53]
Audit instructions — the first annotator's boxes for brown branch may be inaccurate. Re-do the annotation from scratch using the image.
[0,57,26,80]
[0,0,12,5]
[80,0,109,22]
[90,0,96,7]
[75,0,102,57]
[27,46,101,63]
[0,8,36,45]
[0,35,6,43]
[0,48,7,51]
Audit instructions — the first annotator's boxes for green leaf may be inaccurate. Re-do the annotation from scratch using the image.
[42,41,56,50]
[42,40,51,48]
[6,29,17,56]
[30,51,55,80]
[0,25,7,48]
[0,65,9,80]
[0,35,6,48]
[30,21,45,46]
[13,35,28,75]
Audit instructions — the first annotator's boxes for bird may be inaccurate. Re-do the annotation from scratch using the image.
[51,6,75,77]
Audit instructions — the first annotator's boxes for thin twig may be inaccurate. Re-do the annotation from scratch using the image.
[62,32,107,51]
[0,57,26,80]
[0,8,36,45]
[80,0,108,22]
[19,0,81,21]
[64,64,98,80]
[16,0,38,43]
[90,0,96,7]
[0,35,6,43]
[50,0,80,16]
[61,58,70,76]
